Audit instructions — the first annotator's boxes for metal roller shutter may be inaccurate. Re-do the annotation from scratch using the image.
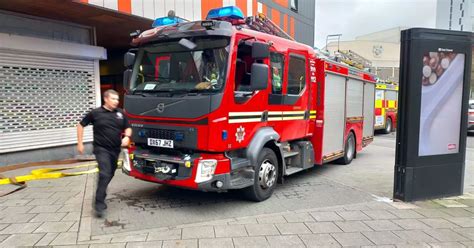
[322,73,346,156]
[363,83,375,138]
[0,49,95,153]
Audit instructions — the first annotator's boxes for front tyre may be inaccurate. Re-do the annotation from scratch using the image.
[242,148,279,202]
[382,118,392,134]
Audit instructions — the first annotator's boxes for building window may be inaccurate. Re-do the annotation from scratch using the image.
[291,0,298,12]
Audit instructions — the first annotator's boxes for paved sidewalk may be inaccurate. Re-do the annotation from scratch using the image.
[0,163,473,247]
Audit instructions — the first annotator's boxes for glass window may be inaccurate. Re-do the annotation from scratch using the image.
[131,37,229,94]
[287,55,306,95]
[290,0,298,12]
[270,53,284,94]
[385,91,398,101]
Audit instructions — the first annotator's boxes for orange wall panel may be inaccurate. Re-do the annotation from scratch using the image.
[253,0,258,15]
[236,0,247,16]
[271,8,280,27]
[79,0,88,3]
[202,0,223,20]
[118,0,131,14]
[262,3,267,15]
[283,13,288,32]
[290,16,295,38]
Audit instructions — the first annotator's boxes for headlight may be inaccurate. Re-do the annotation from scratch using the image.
[195,159,217,183]
[122,149,132,172]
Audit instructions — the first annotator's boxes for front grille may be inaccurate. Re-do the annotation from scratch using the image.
[148,129,176,140]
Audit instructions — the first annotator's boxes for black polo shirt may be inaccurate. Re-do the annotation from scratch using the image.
[80,106,130,152]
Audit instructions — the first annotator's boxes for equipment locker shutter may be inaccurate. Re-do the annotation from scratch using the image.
[363,83,375,138]
[322,73,346,156]
[346,78,364,117]
[0,50,95,153]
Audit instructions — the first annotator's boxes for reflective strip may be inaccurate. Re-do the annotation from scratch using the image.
[271,110,306,121]
[388,100,396,108]
[282,116,305,120]
[283,111,305,115]
[268,111,283,115]
[229,112,263,116]
[228,118,261,123]
[228,111,263,123]
[375,100,383,108]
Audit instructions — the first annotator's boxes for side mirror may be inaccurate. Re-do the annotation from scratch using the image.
[124,52,135,68]
[250,63,269,91]
[123,69,133,92]
[252,42,269,59]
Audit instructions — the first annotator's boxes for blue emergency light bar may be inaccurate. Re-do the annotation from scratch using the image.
[152,16,186,27]
[206,6,244,20]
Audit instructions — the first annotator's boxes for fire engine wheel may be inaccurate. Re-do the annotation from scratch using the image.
[383,118,392,134]
[337,132,356,165]
[242,148,279,202]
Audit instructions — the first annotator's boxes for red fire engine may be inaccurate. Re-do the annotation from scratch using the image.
[121,7,376,201]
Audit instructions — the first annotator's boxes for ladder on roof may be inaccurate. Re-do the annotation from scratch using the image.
[337,50,372,70]
[244,13,295,41]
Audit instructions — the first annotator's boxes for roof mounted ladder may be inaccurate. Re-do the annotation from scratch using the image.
[244,13,294,41]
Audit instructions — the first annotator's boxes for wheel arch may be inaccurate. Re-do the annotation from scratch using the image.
[245,127,283,182]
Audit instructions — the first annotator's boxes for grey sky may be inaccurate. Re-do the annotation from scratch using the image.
[314,0,438,48]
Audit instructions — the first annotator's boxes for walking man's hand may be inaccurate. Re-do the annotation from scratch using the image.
[77,143,84,154]
[121,136,130,147]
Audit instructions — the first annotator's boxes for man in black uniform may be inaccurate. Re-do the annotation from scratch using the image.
[77,89,132,217]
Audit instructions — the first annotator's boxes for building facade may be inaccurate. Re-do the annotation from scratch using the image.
[84,0,315,46]
[436,0,472,31]
[0,0,315,166]
[325,27,403,82]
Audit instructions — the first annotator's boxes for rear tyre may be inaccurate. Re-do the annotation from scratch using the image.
[382,118,392,134]
[336,132,356,165]
[242,148,279,202]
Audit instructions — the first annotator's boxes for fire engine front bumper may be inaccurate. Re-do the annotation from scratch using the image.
[122,149,254,192]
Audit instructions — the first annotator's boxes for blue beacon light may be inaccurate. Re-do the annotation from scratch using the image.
[206,6,244,20]
[152,16,186,28]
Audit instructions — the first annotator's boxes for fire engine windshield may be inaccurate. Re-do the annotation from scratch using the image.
[130,37,229,94]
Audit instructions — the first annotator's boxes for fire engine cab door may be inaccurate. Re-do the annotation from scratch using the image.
[267,52,309,141]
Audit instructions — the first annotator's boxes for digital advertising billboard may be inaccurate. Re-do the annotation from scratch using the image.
[394,28,472,202]
[419,51,465,156]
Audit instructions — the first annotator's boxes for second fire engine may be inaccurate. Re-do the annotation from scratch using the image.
[374,81,398,133]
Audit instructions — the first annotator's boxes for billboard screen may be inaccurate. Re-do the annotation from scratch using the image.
[419,51,466,156]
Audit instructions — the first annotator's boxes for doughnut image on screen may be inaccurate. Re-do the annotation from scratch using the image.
[419,52,465,156]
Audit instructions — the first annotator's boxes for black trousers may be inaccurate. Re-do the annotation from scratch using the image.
[93,146,120,210]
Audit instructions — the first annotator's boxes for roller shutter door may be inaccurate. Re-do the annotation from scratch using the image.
[0,50,95,153]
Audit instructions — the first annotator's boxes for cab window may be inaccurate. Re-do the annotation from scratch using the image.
[270,52,284,94]
[234,42,255,92]
[287,55,306,95]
